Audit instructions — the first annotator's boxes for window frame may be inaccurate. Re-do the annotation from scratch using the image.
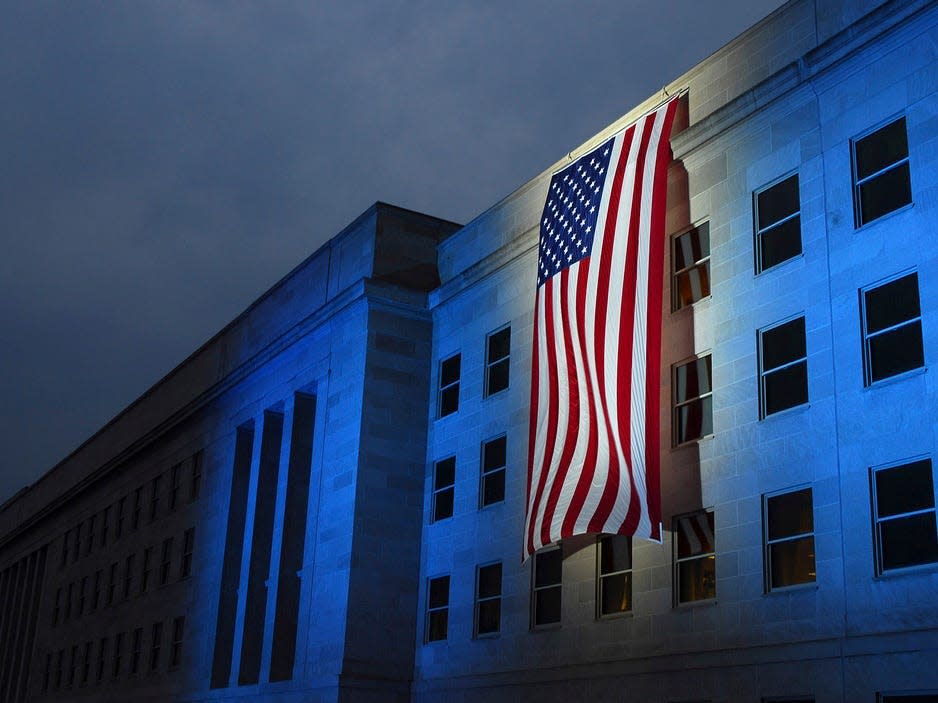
[474,561,503,638]
[673,509,716,606]
[479,434,507,508]
[431,456,456,523]
[424,574,450,643]
[860,271,924,387]
[758,315,809,419]
[753,172,802,274]
[763,486,816,592]
[437,352,461,418]
[870,457,938,576]
[181,528,195,579]
[671,221,711,311]
[672,354,713,446]
[851,115,912,228]
[531,545,562,629]
[484,326,511,398]
[170,616,185,669]
[597,535,633,618]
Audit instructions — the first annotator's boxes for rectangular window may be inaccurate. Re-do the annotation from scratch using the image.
[92,570,101,611]
[674,510,716,604]
[480,436,507,507]
[130,628,142,675]
[68,644,78,686]
[759,316,808,417]
[170,616,185,668]
[673,355,713,445]
[764,487,816,590]
[107,562,118,605]
[150,475,161,522]
[755,174,801,273]
[431,457,455,522]
[61,530,70,569]
[43,651,51,692]
[872,458,938,574]
[170,463,182,512]
[150,621,163,671]
[484,326,511,396]
[160,537,174,586]
[597,535,632,617]
[181,528,195,579]
[55,649,63,689]
[425,576,450,643]
[862,272,924,385]
[141,547,152,594]
[672,222,710,310]
[112,632,123,678]
[86,514,96,555]
[81,641,92,685]
[853,116,911,226]
[531,546,562,627]
[132,488,142,530]
[438,353,461,417]
[474,562,502,636]
[123,554,135,599]
[116,497,126,538]
[73,522,81,562]
[78,576,87,616]
[191,450,203,501]
[880,695,938,702]
[65,582,73,620]
[100,506,110,547]
[52,587,61,626]
[96,637,107,682]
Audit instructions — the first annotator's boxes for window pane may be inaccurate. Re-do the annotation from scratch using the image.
[477,599,501,635]
[487,359,510,395]
[673,223,710,271]
[869,322,924,382]
[676,396,713,444]
[534,549,562,588]
[678,556,716,602]
[880,512,938,571]
[478,563,502,599]
[434,458,455,489]
[427,610,448,642]
[757,175,799,230]
[865,273,920,334]
[675,264,711,308]
[767,489,813,540]
[533,586,561,626]
[759,216,802,271]
[440,385,459,416]
[428,576,449,609]
[762,318,806,371]
[433,488,454,522]
[676,512,714,558]
[482,470,505,506]
[675,357,712,402]
[769,536,816,588]
[600,536,631,574]
[488,329,510,362]
[599,572,632,615]
[855,118,908,180]
[440,355,461,386]
[876,460,935,517]
[859,162,912,224]
[483,438,507,472]
[764,361,808,416]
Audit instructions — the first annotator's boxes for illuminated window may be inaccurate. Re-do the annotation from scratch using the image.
[531,546,562,627]
[597,535,632,617]
[861,272,924,385]
[485,327,511,397]
[764,487,815,591]
[754,174,801,273]
[170,616,185,669]
[431,457,455,523]
[425,575,450,643]
[474,562,502,637]
[853,116,911,226]
[759,316,808,418]
[438,353,461,417]
[181,528,195,579]
[673,355,712,445]
[672,222,710,310]
[872,458,938,574]
[674,510,715,604]
[480,436,507,507]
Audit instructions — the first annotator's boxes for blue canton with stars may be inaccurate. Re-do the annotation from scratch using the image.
[537,137,614,287]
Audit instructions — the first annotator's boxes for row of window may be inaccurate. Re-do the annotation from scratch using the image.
[673,268,925,445]
[426,457,936,641]
[52,528,195,626]
[437,325,511,418]
[41,616,185,693]
[431,436,507,522]
[58,451,202,571]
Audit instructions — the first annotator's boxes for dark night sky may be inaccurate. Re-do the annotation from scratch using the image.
[0,1,784,504]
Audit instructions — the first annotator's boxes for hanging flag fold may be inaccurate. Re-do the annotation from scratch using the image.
[524,97,679,559]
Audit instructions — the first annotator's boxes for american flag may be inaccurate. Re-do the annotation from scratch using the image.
[524,98,678,558]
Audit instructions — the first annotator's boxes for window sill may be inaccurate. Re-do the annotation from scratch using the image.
[874,560,938,580]
[760,401,810,422]
[854,200,913,232]
[671,433,714,452]
[755,251,804,278]
[483,387,510,401]
[865,365,926,391]
[473,632,500,640]
[529,622,562,633]
[675,597,716,610]
[596,610,633,622]
[765,581,817,596]
[671,294,712,317]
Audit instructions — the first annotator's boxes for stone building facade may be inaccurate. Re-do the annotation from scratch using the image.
[1,0,937,701]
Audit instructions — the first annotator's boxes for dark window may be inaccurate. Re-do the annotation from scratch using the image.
[531,546,562,627]
[52,587,61,626]
[150,621,163,671]
[123,554,135,599]
[191,450,203,501]
[673,355,713,445]
[100,506,110,547]
[425,575,450,643]
[91,570,101,611]
[853,116,911,226]
[81,641,92,685]
[78,576,87,616]
[880,695,938,702]
[96,637,107,682]
[480,436,507,507]
[73,522,81,562]
[862,272,924,385]
[130,628,142,675]
[672,222,710,310]
[764,488,815,590]
[674,510,716,604]
[68,644,78,686]
[132,489,142,531]
[872,459,938,574]
[170,463,181,512]
[64,582,72,621]
[755,174,801,273]
[43,651,51,691]
[475,562,502,636]
[160,537,173,585]
[598,535,632,616]
[181,528,195,579]
[438,354,461,417]
[141,547,152,594]
[86,514,96,555]
[432,457,455,523]
[150,475,161,522]
[60,530,69,569]
[55,649,63,689]
[112,632,123,678]
[170,616,185,668]
[116,497,125,538]
[107,563,118,605]
[759,316,808,417]
[485,327,511,397]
